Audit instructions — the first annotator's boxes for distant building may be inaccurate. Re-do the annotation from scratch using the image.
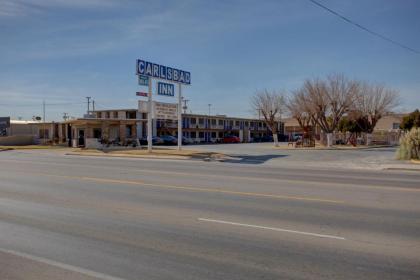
[374,113,406,131]
[0,119,56,145]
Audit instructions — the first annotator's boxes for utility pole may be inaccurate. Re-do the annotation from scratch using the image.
[182,98,189,114]
[92,100,95,113]
[208,104,212,116]
[42,100,46,144]
[86,97,91,115]
[63,112,69,121]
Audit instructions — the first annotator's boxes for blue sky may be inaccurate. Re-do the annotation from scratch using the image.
[0,0,419,121]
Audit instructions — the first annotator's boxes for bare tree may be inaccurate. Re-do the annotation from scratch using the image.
[351,83,399,145]
[299,74,359,147]
[251,89,285,147]
[286,89,316,135]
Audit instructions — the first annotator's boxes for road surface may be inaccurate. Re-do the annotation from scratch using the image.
[0,149,419,279]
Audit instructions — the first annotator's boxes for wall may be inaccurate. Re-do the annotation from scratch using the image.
[0,135,35,146]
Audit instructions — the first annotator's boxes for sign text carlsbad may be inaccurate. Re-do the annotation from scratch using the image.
[136,59,191,85]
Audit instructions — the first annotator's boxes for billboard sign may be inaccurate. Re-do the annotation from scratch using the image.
[155,102,178,120]
[138,101,177,120]
[136,59,191,85]
[157,82,175,97]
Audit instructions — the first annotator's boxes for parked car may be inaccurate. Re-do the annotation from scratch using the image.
[160,135,177,145]
[182,136,194,145]
[260,135,273,142]
[222,135,240,143]
[139,136,163,145]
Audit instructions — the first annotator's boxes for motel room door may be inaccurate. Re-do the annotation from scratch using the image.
[78,129,85,147]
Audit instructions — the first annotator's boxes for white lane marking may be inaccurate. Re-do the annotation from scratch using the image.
[0,248,127,280]
[198,218,346,240]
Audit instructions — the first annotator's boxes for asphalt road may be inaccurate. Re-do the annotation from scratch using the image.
[0,149,419,279]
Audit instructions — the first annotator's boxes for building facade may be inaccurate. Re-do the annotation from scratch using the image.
[60,108,284,147]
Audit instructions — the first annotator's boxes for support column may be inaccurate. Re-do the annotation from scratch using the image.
[177,83,182,150]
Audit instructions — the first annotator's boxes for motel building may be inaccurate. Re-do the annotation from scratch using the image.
[60,107,284,148]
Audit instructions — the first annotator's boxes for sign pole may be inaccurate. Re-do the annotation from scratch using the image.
[177,83,182,150]
[147,77,153,153]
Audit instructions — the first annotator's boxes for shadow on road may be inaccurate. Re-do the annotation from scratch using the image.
[221,154,287,164]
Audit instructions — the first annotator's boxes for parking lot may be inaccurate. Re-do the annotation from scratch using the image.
[180,142,417,171]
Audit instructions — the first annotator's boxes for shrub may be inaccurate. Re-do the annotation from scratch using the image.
[396,128,420,160]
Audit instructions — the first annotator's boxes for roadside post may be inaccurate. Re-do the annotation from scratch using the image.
[136,59,191,153]
[147,77,153,153]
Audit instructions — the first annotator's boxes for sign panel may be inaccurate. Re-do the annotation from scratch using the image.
[136,59,191,85]
[155,102,178,120]
[138,101,177,120]
[136,91,148,97]
[157,82,175,97]
[0,117,10,136]
[138,75,149,86]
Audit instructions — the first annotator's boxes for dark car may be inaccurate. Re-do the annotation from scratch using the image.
[261,135,274,142]
[223,135,240,143]
[160,135,178,145]
[139,136,163,145]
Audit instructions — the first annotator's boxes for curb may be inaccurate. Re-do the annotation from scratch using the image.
[411,159,420,165]
[383,167,420,172]
[272,145,395,151]
[65,152,194,161]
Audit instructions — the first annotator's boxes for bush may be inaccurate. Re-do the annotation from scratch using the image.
[396,128,420,160]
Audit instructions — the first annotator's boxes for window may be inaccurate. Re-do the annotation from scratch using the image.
[245,121,249,127]
[113,111,118,118]
[218,119,224,126]
[198,118,204,125]
[190,118,196,124]
[392,123,400,130]
[105,112,110,118]
[219,132,224,138]
[211,119,216,125]
[93,128,102,139]
[229,121,233,126]
[199,132,204,138]
[235,121,240,126]
[97,112,102,118]
[126,111,136,119]
[211,132,217,138]
[191,131,196,138]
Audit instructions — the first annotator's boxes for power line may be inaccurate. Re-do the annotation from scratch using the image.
[0,102,85,107]
[308,0,420,54]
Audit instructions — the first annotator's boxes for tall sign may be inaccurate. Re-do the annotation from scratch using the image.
[136,59,191,152]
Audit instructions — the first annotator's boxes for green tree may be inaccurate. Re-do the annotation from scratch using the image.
[400,109,420,131]
[338,116,362,133]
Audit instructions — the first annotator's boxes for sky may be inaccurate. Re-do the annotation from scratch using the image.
[0,0,419,121]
